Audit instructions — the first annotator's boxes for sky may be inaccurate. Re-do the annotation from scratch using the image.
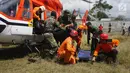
[60,0,130,18]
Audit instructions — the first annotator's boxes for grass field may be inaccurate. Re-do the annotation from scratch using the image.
[0,33,130,73]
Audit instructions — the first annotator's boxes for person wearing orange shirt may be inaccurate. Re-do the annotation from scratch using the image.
[76,24,87,51]
[33,6,45,21]
[92,33,119,63]
[33,6,45,34]
[57,30,78,64]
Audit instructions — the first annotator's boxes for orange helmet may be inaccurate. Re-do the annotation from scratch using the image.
[78,24,87,30]
[100,33,108,40]
[70,30,78,37]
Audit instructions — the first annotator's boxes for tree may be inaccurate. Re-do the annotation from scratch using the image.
[89,0,113,20]
[115,15,126,21]
[97,11,108,20]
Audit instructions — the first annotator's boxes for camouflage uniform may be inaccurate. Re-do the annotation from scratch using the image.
[58,10,72,26]
[87,22,100,55]
[43,16,58,59]
[58,10,74,32]
[72,15,77,30]
[55,10,73,43]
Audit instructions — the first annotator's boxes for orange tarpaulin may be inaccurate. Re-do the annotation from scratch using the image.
[32,0,63,19]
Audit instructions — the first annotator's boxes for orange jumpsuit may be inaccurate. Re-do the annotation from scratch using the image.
[76,24,87,47]
[57,37,76,64]
[33,7,41,21]
[76,32,82,47]
[93,39,120,57]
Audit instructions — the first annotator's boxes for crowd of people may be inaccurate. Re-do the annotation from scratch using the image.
[32,6,121,64]
[107,22,130,36]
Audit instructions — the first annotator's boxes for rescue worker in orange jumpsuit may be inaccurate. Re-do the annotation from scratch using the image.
[76,24,87,51]
[33,6,45,34]
[33,6,45,21]
[92,33,120,63]
[57,30,78,64]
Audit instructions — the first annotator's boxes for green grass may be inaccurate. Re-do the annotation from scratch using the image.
[0,45,17,49]
[0,33,130,73]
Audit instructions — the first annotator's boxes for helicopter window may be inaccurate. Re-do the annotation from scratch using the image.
[22,0,31,20]
[0,0,20,17]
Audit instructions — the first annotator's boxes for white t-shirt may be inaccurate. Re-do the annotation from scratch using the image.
[122,25,126,30]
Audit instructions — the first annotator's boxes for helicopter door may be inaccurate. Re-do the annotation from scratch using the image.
[10,23,32,35]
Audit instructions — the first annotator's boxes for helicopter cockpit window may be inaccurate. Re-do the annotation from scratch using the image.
[0,0,19,17]
[22,0,31,20]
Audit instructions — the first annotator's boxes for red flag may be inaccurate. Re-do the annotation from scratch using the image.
[82,10,88,25]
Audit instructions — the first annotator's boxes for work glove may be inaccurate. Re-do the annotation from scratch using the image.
[39,20,44,23]
[113,45,117,49]
[91,56,96,64]
[92,56,96,62]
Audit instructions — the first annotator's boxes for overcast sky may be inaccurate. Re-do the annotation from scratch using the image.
[60,0,130,18]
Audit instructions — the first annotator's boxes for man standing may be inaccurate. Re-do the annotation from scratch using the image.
[98,24,103,34]
[128,26,130,36]
[33,6,45,21]
[59,10,73,28]
[43,11,58,59]
[108,23,112,33]
[76,24,87,51]
[86,22,100,55]
[56,10,73,43]
[71,15,77,30]
[33,6,46,34]
[121,23,126,35]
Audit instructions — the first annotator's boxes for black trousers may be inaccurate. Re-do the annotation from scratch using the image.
[91,37,98,55]
[33,18,43,34]
[97,49,118,63]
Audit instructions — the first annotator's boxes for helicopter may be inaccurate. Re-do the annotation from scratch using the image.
[0,0,62,52]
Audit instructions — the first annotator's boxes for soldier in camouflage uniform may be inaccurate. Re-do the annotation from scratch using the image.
[71,15,77,30]
[53,10,74,44]
[86,22,101,55]
[42,11,59,59]
[58,10,74,31]
[58,10,72,27]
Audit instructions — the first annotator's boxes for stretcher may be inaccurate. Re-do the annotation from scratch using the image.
[78,50,92,61]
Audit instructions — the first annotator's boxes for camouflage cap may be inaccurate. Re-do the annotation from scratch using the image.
[86,21,92,26]
[63,10,71,15]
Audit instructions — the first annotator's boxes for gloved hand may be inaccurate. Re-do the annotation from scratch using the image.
[39,20,44,23]
[92,56,96,62]
[113,45,117,49]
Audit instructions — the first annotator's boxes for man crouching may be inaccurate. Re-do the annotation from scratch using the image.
[57,30,78,64]
[92,33,120,64]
